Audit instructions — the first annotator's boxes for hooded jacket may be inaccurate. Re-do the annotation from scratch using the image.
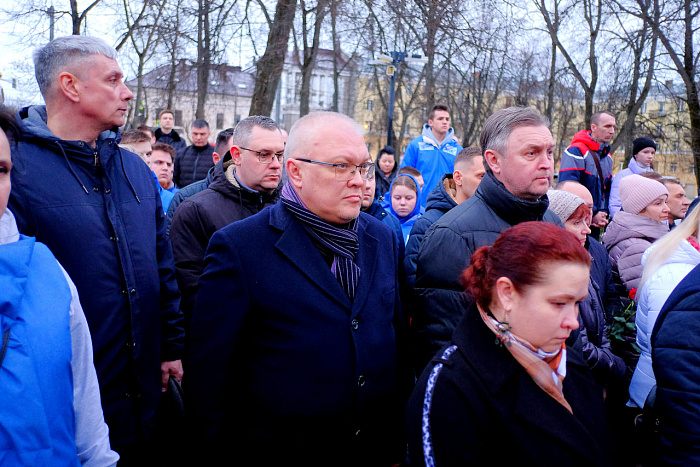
[170,155,281,321]
[628,240,700,408]
[559,130,613,215]
[411,170,562,373]
[387,173,424,245]
[400,124,462,207]
[173,143,215,188]
[609,157,654,218]
[602,211,669,292]
[155,127,186,150]
[9,105,184,447]
[165,165,215,232]
[404,174,458,290]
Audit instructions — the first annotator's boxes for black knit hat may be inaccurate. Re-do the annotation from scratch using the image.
[633,137,657,156]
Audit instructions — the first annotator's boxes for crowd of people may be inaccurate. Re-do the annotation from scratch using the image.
[3,34,700,467]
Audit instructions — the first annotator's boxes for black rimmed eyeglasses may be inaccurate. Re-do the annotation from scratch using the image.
[294,158,375,180]
[239,147,284,164]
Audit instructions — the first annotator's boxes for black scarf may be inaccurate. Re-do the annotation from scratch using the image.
[280,183,361,301]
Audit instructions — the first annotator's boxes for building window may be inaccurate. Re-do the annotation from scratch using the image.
[619,162,624,171]
[641,103,647,114]
[691,164,695,175]
[678,101,684,113]
[673,141,679,152]
[367,100,374,111]
[658,102,665,115]
[670,163,677,173]
[318,75,326,107]
[364,121,372,131]
[216,113,224,129]
[235,114,241,124]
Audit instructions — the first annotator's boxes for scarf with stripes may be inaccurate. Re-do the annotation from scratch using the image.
[280,183,361,301]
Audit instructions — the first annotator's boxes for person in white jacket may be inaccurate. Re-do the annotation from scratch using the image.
[628,203,700,408]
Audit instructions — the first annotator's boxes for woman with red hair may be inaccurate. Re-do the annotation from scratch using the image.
[405,222,615,466]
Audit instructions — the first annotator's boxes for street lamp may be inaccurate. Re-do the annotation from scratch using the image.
[370,52,428,149]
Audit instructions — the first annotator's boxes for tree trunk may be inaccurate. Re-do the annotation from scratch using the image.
[250,0,298,116]
[196,0,211,120]
[299,0,328,117]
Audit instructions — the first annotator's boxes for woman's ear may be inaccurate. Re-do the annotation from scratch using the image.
[495,277,516,315]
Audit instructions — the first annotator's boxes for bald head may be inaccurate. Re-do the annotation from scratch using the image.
[285,112,363,162]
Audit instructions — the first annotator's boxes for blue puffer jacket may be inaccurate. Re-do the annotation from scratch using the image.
[404,173,458,290]
[400,124,462,207]
[652,263,700,465]
[9,106,184,447]
[0,234,78,466]
[387,174,424,245]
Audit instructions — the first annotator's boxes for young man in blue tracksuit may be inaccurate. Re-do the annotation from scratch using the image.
[400,104,462,207]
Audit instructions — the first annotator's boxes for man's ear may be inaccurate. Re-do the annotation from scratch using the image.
[230,146,243,165]
[484,149,502,175]
[286,159,303,189]
[58,72,81,103]
[453,169,464,187]
[212,152,221,164]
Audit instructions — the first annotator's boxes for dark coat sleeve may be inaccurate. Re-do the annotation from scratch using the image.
[412,224,472,372]
[154,182,185,362]
[652,273,700,465]
[404,211,440,290]
[173,148,184,188]
[170,198,210,319]
[185,227,251,448]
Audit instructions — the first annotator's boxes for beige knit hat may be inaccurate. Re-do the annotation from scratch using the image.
[619,174,669,215]
[547,190,585,224]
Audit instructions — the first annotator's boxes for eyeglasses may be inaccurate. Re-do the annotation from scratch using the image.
[239,147,284,164]
[295,158,375,180]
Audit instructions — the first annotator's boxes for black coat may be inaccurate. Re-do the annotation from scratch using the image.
[170,160,280,320]
[154,127,186,150]
[185,203,405,465]
[404,174,457,290]
[165,166,214,234]
[652,263,700,465]
[411,171,562,373]
[173,144,215,188]
[406,304,615,466]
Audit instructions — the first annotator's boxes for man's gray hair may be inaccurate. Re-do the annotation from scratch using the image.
[285,112,362,161]
[232,116,280,147]
[480,106,550,157]
[33,36,118,97]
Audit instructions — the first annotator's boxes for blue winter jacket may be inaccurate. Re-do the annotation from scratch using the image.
[387,174,424,245]
[400,124,462,207]
[652,263,700,465]
[9,106,184,446]
[0,234,78,466]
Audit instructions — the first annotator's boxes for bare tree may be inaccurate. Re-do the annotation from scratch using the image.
[250,0,298,116]
[535,0,606,126]
[631,0,700,187]
[294,0,330,117]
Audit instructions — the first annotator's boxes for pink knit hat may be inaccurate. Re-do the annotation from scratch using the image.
[619,174,669,215]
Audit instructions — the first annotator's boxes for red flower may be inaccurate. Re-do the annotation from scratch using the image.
[629,288,637,301]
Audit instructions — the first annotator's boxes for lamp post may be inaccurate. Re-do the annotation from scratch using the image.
[370,52,428,150]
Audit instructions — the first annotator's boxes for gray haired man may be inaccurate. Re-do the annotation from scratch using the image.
[9,35,184,464]
[411,106,563,373]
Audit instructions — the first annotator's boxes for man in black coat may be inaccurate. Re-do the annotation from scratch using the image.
[170,116,283,323]
[173,119,214,188]
[154,109,186,150]
[186,112,405,466]
[412,106,562,374]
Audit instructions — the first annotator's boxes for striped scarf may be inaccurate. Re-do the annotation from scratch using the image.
[280,183,361,300]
